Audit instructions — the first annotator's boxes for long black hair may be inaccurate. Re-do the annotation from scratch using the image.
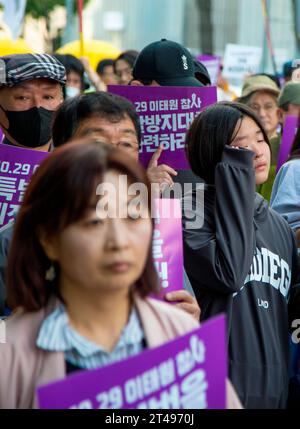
[186,101,270,184]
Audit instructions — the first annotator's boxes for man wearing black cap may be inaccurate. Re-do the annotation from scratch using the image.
[0,53,66,151]
[131,39,208,87]
[130,39,209,304]
[130,39,208,193]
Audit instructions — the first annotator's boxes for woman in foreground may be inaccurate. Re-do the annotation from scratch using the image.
[0,140,240,409]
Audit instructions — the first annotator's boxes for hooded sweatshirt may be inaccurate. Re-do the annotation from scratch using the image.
[182,145,299,409]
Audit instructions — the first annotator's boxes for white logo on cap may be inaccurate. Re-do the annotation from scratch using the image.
[181,55,188,70]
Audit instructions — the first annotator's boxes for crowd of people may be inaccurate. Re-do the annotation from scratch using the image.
[0,37,299,410]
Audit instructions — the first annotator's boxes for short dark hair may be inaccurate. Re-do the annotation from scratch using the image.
[96,59,114,75]
[53,53,85,91]
[186,101,270,184]
[64,54,84,77]
[52,91,141,147]
[6,141,159,311]
[113,50,139,71]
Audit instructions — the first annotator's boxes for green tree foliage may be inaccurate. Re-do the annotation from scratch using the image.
[25,0,90,19]
[25,0,65,19]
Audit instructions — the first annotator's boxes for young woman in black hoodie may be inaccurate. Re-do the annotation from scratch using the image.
[182,101,300,409]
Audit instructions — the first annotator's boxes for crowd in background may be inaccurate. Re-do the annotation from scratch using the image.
[0,38,300,410]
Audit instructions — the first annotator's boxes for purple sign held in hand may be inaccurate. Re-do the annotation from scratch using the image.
[108,85,217,170]
[276,116,298,172]
[0,144,48,227]
[153,199,183,297]
[196,54,221,86]
[37,314,227,409]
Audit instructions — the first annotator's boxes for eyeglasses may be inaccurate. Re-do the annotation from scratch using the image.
[112,141,139,153]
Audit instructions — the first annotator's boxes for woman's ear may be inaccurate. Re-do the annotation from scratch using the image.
[38,228,59,261]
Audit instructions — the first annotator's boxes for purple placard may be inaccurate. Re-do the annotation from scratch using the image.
[0,144,48,227]
[108,85,217,170]
[196,54,221,86]
[37,314,227,409]
[153,199,183,297]
[276,116,298,172]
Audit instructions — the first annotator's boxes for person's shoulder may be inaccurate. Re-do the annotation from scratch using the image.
[0,308,40,370]
[278,159,300,175]
[271,159,300,197]
[4,307,44,347]
[267,200,297,242]
[4,298,58,347]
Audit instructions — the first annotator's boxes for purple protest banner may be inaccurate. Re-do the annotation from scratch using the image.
[276,116,298,172]
[37,314,227,409]
[196,54,221,86]
[0,144,48,227]
[153,199,183,297]
[108,85,217,170]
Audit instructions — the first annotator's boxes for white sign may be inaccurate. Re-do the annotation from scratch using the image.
[223,44,262,81]
[103,11,125,32]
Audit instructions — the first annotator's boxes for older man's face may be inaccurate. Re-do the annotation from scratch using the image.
[72,114,140,161]
[0,78,63,149]
[0,78,63,113]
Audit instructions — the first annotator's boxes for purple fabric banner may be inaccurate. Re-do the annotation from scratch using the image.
[37,314,227,409]
[0,144,48,227]
[196,54,221,86]
[153,199,183,296]
[276,116,298,172]
[108,85,217,170]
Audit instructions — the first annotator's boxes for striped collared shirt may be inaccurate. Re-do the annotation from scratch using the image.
[36,304,145,369]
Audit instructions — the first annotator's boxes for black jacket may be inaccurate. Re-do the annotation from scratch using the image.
[182,146,299,409]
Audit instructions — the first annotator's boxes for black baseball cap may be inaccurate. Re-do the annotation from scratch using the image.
[132,39,204,87]
[193,59,211,85]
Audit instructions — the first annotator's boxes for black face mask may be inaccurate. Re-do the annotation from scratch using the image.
[0,106,54,148]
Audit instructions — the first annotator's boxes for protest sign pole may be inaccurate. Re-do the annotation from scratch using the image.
[78,0,84,57]
[261,0,278,77]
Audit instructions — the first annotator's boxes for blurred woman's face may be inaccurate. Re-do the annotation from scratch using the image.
[66,71,82,90]
[248,91,280,139]
[115,59,133,85]
[43,169,152,296]
[230,116,271,185]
